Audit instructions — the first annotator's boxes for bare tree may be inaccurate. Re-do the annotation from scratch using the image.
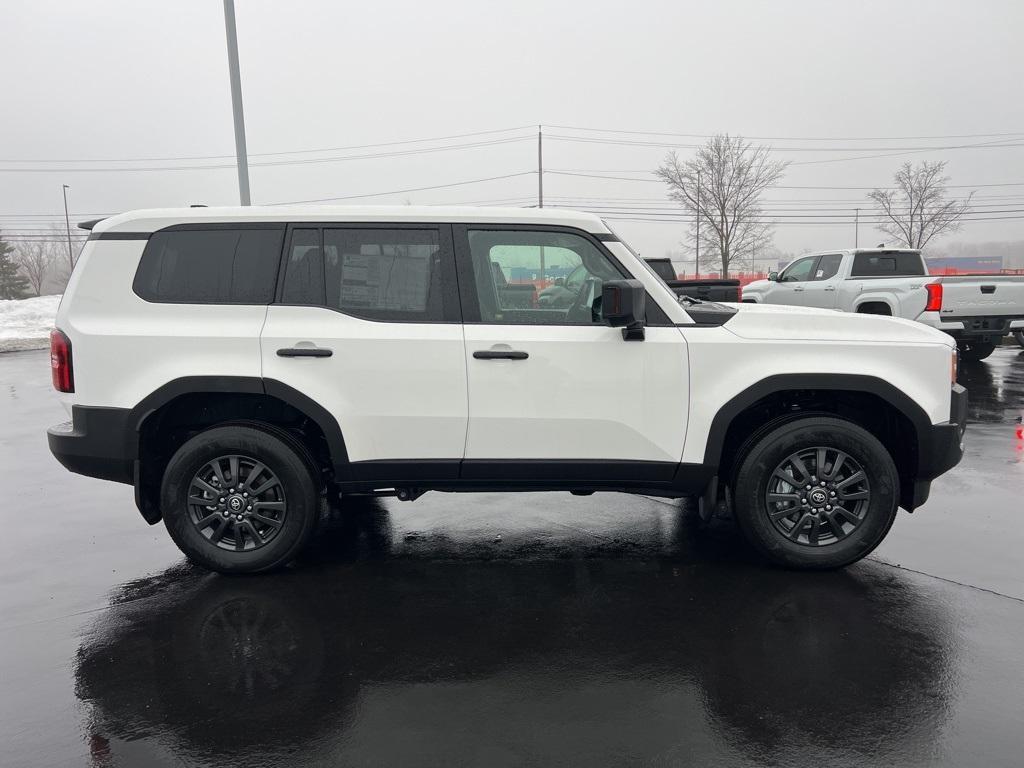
[868,161,973,249]
[656,135,788,276]
[14,239,57,296]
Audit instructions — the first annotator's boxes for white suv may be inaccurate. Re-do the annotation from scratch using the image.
[48,206,967,573]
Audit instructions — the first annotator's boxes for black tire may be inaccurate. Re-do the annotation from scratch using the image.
[161,425,321,574]
[732,416,898,570]
[1012,330,1024,349]
[958,341,996,362]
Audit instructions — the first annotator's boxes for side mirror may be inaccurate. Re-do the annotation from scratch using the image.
[602,279,646,341]
[768,271,779,282]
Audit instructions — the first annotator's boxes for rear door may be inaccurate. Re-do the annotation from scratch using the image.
[454,225,689,482]
[260,224,467,471]
[799,253,843,309]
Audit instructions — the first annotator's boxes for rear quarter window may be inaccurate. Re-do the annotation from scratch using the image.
[850,252,925,277]
[133,227,284,304]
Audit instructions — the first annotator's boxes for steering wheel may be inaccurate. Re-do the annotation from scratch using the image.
[566,277,603,323]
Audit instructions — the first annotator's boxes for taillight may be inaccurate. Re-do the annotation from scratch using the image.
[951,348,958,384]
[925,282,943,312]
[50,329,74,393]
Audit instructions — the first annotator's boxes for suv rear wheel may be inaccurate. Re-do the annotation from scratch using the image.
[161,425,321,574]
[732,417,898,570]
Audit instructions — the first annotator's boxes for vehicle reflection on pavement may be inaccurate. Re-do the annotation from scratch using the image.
[75,498,958,767]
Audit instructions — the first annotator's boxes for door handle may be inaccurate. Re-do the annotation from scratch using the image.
[277,347,333,358]
[793,286,805,292]
[473,350,529,360]
[824,286,836,291]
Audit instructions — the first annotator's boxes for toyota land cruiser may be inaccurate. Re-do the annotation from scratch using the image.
[47,207,967,573]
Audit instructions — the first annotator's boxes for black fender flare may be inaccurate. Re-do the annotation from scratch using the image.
[702,373,931,470]
[127,376,349,470]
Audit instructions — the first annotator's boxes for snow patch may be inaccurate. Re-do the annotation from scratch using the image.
[0,295,61,352]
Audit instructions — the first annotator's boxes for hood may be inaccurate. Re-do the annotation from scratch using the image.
[721,301,954,346]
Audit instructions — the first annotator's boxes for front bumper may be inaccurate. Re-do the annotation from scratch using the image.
[47,405,134,485]
[909,383,967,508]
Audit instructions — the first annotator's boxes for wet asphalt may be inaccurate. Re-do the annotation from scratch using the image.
[1,347,1023,767]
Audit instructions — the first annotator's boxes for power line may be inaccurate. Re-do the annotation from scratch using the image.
[544,124,1024,142]
[269,171,536,204]
[0,126,535,164]
[0,136,533,173]
[544,133,1024,153]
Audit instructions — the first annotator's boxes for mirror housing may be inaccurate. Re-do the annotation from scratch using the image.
[768,271,779,282]
[602,279,646,341]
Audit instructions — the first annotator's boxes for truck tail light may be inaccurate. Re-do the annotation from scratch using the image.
[925,282,943,312]
[737,283,743,302]
[951,348,958,384]
[50,329,74,393]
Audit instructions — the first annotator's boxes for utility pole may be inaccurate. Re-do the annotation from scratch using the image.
[855,208,860,248]
[695,169,701,277]
[61,184,73,272]
[537,125,543,208]
[223,0,251,205]
[537,125,544,283]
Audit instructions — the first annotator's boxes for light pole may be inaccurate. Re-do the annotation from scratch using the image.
[223,0,251,205]
[855,208,860,248]
[61,184,73,272]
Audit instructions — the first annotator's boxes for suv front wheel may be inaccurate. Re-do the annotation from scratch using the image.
[732,417,899,570]
[161,425,321,574]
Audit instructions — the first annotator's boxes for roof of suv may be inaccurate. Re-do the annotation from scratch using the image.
[89,205,611,235]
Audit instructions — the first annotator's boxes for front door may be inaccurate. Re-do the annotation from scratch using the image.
[454,226,689,483]
[769,255,819,305]
[260,225,467,471]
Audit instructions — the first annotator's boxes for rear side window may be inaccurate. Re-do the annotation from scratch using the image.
[134,227,284,304]
[813,253,843,280]
[851,251,925,277]
[281,227,450,322]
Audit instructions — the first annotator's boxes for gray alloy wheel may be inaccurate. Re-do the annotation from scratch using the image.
[187,455,288,552]
[764,447,870,547]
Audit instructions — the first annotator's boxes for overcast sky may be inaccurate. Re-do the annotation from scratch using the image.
[2,0,1023,267]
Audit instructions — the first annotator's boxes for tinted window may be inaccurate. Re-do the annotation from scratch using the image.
[281,228,447,321]
[134,228,283,304]
[813,253,843,281]
[780,256,816,283]
[851,251,925,277]
[467,230,623,325]
[281,229,323,305]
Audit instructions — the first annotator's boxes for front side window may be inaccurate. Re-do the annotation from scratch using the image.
[467,230,623,325]
[281,227,447,321]
[813,253,843,281]
[133,227,283,304]
[780,256,817,283]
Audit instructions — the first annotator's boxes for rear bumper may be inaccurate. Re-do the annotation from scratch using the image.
[909,384,967,508]
[47,406,133,485]
[919,311,1024,342]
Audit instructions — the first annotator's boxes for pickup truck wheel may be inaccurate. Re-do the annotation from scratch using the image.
[733,417,898,570]
[161,425,321,574]
[958,341,996,362]
[1014,330,1024,349]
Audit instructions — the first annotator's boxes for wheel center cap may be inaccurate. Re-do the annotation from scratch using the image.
[228,495,245,512]
[809,489,828,505]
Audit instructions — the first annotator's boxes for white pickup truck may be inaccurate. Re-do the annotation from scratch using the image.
[741,248,1024,361]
